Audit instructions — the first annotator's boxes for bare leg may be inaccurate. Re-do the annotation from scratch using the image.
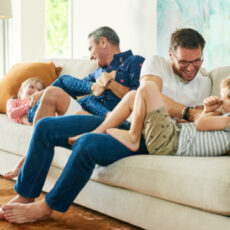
[33,87,71,125]
[4,156,25,179]
[107,80,165,151]
[0,195,34,220]
[2,199,52,224]
[91,90,136,133]
[68,90,136,145]
[73,110,91,115]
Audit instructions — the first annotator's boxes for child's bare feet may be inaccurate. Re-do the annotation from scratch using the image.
[68,125,108,145]
[68,133,86,145]
[73,110,91,115]
[4,158,25,179]
[4,168,20,179]
[0,195,34,220]
[106,128,140,152]
[2,199,52,224]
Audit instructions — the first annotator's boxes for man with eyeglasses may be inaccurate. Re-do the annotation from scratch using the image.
[141,28,211,122]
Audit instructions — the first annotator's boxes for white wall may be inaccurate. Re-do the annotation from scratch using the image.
[8,0,157,69]
[9,0,45,68]
[72,0,157,59]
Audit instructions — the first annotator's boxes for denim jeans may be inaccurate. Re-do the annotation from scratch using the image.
[27,74,110,122]
[15,115,148,212]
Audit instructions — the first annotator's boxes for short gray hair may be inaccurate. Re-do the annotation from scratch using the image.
[88,26,120,46]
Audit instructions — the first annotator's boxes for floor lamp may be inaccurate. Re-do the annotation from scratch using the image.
[0,0,12,75]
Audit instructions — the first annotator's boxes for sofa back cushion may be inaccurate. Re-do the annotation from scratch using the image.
[209,66,230,97]
[41,58,98,80]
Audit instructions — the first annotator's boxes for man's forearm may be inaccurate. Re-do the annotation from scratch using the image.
[162,94,184,118]
[162,94,202,121]
[106,80,129,98]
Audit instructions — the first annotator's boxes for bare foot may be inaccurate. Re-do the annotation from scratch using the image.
[4,158,25,179]
[68,124,109,145]
[4,168,20,179]
[0,195,34,220]
[2,199,52,224]
[73,110,91,115]
[68,133,87,145]
[106,128,140,152]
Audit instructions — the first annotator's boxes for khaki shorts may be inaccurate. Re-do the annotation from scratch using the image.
[143,107,180,155]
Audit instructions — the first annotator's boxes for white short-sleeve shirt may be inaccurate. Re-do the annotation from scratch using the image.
[140,55,212,107]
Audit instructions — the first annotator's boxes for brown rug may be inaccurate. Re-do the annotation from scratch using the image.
[0,176,142,230]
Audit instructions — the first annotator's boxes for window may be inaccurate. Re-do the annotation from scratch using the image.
[45,0,71,58]
[0,20,9,77]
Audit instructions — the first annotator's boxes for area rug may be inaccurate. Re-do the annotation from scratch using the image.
[0,176,141,230]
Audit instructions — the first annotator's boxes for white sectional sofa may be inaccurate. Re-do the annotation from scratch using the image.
[1,59,230,230]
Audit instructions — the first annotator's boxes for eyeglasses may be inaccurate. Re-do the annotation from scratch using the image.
[173,53,203,67]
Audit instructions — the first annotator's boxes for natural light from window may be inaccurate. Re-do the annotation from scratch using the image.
[45,0,70,58]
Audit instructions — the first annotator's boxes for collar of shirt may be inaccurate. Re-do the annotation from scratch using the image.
[104,50,133,72]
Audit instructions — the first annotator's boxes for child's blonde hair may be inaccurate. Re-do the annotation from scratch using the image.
[18,78,45,99]
[220,77,230,99]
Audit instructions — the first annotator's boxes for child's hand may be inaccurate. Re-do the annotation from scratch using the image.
[29,90,44,108]
[203,96,222,113]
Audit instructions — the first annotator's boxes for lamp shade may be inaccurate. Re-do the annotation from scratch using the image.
[0,0,12,19]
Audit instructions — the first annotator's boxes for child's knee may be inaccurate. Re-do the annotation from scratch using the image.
[43,87,65,104]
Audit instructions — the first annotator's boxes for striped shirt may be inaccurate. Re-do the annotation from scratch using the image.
[175,122,230,157]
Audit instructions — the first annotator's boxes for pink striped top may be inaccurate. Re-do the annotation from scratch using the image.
[6,99,30,124]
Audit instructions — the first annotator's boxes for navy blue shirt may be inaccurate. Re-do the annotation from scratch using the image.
[83,50,145,110]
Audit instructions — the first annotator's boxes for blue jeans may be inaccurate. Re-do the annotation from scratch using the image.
[15,115,148,212]
[27,75,111,122]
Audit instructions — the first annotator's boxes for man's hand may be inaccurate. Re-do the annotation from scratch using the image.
[91,83,105,96]
[97,71,117,87]
[203,96,222,113]
[29,90,44,108]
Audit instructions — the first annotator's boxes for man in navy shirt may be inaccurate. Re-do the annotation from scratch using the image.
[0,27,146,223]
[32,26,144,124]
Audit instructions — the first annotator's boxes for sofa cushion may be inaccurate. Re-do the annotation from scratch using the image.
[1,113,230,215]
[41,58,98,80]
[0,114,72,169]
[91,155,230,215]
[209,66,230,97]
[0,62,61,113]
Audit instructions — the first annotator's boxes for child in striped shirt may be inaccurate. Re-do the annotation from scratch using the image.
[70,76,230,157]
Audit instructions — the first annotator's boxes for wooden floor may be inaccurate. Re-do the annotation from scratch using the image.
[0,176,142,230]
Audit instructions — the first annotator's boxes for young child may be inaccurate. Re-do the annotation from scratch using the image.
[26,73,114,124]
[69,76,230,157]
[6,78,46,125]
[4,77,83,179]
